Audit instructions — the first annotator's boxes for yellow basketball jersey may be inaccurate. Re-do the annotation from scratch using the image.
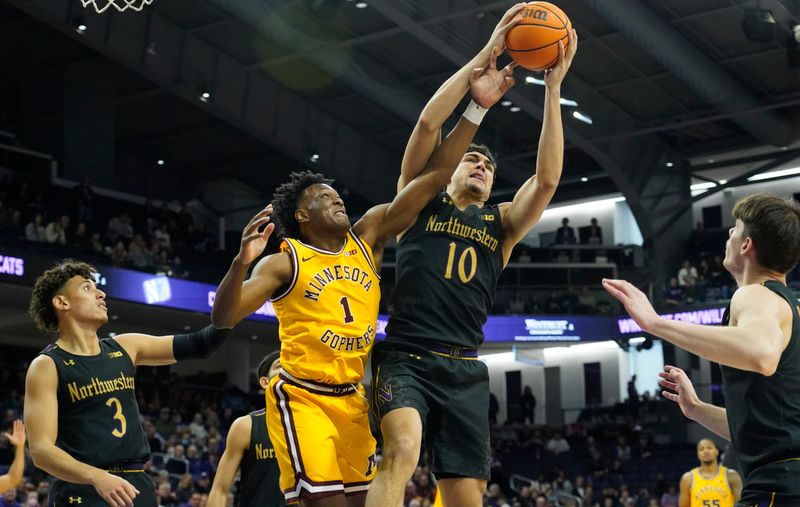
[690,466,734,507]
[270,230,381,385]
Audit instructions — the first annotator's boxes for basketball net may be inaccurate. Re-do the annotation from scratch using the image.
[80,0,154,13]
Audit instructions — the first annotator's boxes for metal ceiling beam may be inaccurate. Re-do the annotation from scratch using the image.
[6,0,401,203]
[580,0,799,147]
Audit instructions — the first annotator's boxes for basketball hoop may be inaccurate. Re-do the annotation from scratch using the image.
[80,0,154,13]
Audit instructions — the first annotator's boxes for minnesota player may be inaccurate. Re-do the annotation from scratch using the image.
[679,439,742,507]
[208,352,284,507]
[367,23,577,507]
[24,260,234,507]
[210,12,522,502]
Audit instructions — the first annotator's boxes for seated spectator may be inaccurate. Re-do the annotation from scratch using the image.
[508,292,526,314]
[684,277,701,304]
[0,210,23,242]
[659,485,678,507]
[580,217,603,245]
[109,240,128,267]
[193,472,211,494]
[156,482,178,507]
[107,213,134,243]
[172,256,189,279]
[71,222,90,249]
[174,474,193,504]
[555,217,576,244]
[663,278,683,306]
[546,433,570,455]
[577,287,597,313]
[154,224,171,249]
[128,235,152,269]
[615,436,631,460]
[24,213,46,242]
[180,492,202,507]
[89,232,105,254]
[546,291,562,314]
[677,260,697,287]
[44,215,69,245]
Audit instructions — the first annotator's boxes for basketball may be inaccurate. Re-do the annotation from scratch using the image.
[505,2,572,71]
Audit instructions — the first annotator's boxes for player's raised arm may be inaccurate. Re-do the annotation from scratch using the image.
[498,29,577,264]
[208,416,251,507]
[0,420,26,492]
[25,356,140,507]
[398,3,526,193]
[211,205,293,328]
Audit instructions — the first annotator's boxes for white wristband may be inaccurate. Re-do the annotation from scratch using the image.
[462,99,488,125]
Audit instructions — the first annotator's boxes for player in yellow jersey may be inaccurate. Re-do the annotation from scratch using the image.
[679,439,742,507]
[210,13,520,504]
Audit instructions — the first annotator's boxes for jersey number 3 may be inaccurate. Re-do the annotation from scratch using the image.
[444,242,477,283]
[106,397,127,438]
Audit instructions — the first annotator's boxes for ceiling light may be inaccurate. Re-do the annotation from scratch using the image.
[572,111,593,124]
[157,159,165,166]
[501,100,512,107]
[510,106,521,112]
[200,91,211,102]
[310,153,320,163]
[690,182,717,191]
[747,166,800,182]
[525,76,546,85]
[559,98,578,107]
[355,2,368,7]
[76,24,87,34]
[719,179,727,184]
[666,162,674,167]
[580,177,588,182]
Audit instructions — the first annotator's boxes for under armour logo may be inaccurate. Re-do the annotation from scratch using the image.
[68,497,82,504]
[63,360,76,366]
[108,351,123,358]
[377,384,393,406]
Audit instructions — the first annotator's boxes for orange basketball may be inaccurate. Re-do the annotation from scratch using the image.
[505,2,571,71]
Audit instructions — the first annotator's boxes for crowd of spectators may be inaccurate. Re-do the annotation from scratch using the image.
[501,287,614,315]
[0,344,704,507]
[0,172,221,282]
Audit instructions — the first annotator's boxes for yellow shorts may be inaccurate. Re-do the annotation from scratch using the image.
[266,375,377,504]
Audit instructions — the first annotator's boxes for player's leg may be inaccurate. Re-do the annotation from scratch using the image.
[431,358,491,507]
[365,342,429,507]
[365,407,423,507]
[266,377,349,506]
[337,386,377,507]
[438,477,487,507]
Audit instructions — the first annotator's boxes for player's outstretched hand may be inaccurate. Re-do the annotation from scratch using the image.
[659,365,700,420]
[237,205,275,265]
[484,3,526,53]
[544,28,578,89]
[92,471,140,507]
[602,278,660,332]
[1,419,25,448]
[470,45,518,109]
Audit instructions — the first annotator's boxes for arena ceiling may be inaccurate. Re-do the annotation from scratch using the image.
[0,0,798,216]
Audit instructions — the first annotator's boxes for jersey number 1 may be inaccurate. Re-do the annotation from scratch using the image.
[340,296,355,324]
[444,242,477,283]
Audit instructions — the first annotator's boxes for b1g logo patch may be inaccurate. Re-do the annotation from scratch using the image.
[377,384,393,406]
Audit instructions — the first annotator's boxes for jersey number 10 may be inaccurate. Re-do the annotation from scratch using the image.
[444,242,477,283]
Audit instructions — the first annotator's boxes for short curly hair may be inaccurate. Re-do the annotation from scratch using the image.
[29,260,96,333]
[271,170,333,240]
